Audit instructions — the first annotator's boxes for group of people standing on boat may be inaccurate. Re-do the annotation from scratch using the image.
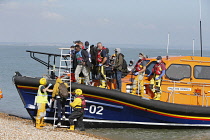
[70,40,166,99]
[70,40,126,91]
[130,54,166,100]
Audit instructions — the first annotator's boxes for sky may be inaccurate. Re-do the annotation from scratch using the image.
[0,0,210,49]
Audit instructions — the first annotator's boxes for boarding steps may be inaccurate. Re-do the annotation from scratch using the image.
[53,48,73,128]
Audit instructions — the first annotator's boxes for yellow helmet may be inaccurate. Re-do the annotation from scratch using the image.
[40,78,47,85]
[75,89,82,95]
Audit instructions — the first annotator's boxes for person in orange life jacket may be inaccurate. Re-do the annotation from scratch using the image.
[96,42,108,88]
[35,78,53,129]
[113,48,124,91]
[68,89,85,131]
[130,53,146,95]
[74,45,91,85]
[147,56,166,100]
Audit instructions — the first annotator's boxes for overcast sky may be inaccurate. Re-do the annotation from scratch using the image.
[0,0,210,49]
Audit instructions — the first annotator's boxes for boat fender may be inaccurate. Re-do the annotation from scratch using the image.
[0,89,3,99]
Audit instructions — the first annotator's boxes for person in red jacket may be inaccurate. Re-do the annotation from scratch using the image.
[147,56,166,100]
[131,53,146,96]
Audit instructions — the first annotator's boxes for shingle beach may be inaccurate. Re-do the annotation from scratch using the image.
[0,113,108,140]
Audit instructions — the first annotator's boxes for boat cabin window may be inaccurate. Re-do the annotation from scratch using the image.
[194,65,210,80]
[145,61,156,74]
[166,64,191,80]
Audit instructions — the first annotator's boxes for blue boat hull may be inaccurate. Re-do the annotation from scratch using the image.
[13,75,210,127]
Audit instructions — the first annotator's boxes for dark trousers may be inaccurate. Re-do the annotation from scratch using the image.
[69,108,84,130]
[114,70,122,90]
[57,98,66,123]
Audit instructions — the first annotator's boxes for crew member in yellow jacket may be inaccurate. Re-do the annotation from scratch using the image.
[52,78,69,127]
[68,89,85,131]
[35,78,52,129]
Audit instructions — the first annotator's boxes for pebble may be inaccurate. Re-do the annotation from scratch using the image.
[0,113,108,140]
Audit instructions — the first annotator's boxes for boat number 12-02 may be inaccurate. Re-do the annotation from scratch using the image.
[89,105,104,115]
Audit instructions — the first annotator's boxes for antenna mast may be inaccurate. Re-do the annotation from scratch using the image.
[193,39,195,56]
[199,0,203,57]
[166,32,170,57]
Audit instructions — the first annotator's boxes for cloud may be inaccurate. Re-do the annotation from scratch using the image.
[97,18,111,24]
[42,0,63,8]
[41,11,64,20]
[0,2,19,9]
[47,0,58,2]
[133,23,156,30]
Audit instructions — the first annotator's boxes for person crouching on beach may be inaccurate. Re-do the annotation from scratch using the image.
[35,78,52,129]
[68,89,85,131]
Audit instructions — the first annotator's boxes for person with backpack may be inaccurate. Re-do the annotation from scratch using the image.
[52,78,69,127]
[113,48,124,91]
[68,89,85,131]
[131,53,147,96]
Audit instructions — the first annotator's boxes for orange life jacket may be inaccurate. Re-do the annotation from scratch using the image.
[152,62,164,75]
[97,47,106,63]
[135,58,146,72]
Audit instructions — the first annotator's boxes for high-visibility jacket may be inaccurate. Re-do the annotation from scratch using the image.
[36,85,48,103]
[70,97,82,108]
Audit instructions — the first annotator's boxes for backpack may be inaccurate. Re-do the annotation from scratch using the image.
[119,53,128,73]
[58,83,69,98]
[76,95,86,108]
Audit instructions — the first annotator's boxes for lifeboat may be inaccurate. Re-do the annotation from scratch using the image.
[13,51,210,127]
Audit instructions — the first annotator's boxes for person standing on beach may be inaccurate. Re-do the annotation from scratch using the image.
[35,78,52,129]
[68,89,85,131]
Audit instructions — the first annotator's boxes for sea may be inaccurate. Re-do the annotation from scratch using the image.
[1,44,210,140]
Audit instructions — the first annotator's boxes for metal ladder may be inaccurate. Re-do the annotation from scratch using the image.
[53,48,73,128]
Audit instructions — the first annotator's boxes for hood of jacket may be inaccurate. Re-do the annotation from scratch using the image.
[56,78,63,84]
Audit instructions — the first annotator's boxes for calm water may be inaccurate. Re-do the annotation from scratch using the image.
[0,45,210,140]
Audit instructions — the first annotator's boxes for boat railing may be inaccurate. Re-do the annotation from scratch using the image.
[162,80,210,107]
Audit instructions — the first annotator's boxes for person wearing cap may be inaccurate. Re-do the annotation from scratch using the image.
[113,48,124,91]
[130,53,146,95]
[68,89,85,131]
[35,78,53,129]
[74,45,91,85]
[147,56,166,100]
[96,42,108,88]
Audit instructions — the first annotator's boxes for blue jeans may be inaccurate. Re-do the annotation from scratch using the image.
[114,70,122,90]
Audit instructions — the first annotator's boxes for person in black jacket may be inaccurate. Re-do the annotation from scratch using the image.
[74,45,91,85]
